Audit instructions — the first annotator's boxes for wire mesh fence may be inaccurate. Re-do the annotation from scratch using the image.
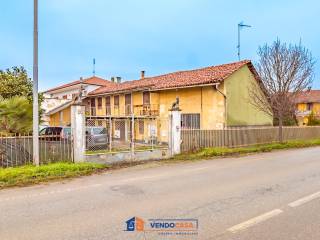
[85,117,169,154]
[0,130,73,168]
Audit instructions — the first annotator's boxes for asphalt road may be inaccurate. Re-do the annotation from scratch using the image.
[1,147,320,240]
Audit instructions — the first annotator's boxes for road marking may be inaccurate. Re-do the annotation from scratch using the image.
[227,209,283,233]
[288,191,320,208]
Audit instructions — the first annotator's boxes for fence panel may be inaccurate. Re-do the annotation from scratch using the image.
[85,117,169,155]
[181,126,320,152]
[0,133,73,168]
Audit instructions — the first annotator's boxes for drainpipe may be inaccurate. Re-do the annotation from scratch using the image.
[214,84,227,129]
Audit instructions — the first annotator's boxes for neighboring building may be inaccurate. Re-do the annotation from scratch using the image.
[47,60,273,143]
[44,76,118,126]
[295,90,320,126]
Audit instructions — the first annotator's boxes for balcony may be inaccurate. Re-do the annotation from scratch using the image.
[295,110,320,117]
[86,104,159,117]
[133,104,159,116]
[295,110,311,117]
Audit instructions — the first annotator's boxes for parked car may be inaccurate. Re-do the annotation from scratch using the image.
[86,127,109,150]
[39,126,108,150]
[39,127,71,141]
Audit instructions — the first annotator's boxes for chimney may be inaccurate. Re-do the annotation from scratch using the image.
[140,70,145,79]
[116,77,121,83]
[111,77,115,82]
[80,77,84,82]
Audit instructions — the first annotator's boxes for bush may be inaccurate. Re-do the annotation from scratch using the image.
[0,97,33,135]
[307,112,320,126]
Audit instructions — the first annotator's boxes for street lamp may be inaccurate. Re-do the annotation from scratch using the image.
[237,21,251,61]
[33,0,39,166]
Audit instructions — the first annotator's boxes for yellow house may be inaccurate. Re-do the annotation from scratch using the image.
[76,60,273,143]
[295,90,320,125]
[48,60,273,143]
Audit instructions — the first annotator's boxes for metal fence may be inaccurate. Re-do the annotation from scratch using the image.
[0,133,73,168]
[85,117,169,154]
[181,126,320,152]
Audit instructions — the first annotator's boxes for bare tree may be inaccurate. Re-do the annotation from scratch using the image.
[249,39,314,142]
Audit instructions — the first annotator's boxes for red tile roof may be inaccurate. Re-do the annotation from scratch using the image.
[294,90,320,103]
[89,60,257,95]
[44,76,116,93]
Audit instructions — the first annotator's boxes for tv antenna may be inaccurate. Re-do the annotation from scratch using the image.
[93,58,96,76]
[237,22,252,61]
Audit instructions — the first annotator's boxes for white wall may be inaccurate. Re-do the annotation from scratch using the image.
[48,84,101,100]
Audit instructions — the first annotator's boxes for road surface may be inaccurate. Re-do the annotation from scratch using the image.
[1,147,320,239]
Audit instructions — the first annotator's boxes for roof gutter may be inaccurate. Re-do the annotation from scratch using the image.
[151,82,220,92]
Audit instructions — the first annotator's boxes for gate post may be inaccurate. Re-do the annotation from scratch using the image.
[169,98,181,156]
[71,102,86,162]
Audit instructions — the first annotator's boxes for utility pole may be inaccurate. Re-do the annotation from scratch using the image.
[237,22,251,61]
[33,0,39,166]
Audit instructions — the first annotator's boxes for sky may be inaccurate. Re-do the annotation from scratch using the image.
[1,0,320,91]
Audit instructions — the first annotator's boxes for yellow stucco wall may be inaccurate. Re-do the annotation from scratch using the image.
[157,86,225,127]
[298,103,307,111]
[49,106,71,126]
[225,65,273,127]
[298,103,320,113]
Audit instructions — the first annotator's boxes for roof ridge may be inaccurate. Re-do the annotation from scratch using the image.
[44,76,112,93]
[138,60,251,81]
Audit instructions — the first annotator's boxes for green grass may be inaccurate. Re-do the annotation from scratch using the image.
[0,162,108,189]
[173,139,320,161]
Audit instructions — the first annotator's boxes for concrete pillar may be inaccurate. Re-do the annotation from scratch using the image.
[169,109,181,155]
[71,103,86,162]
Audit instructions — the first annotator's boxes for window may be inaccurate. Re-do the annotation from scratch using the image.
[90,98,96,115]
[139,120,144,134]
[97,97,102,109]
[181,114,200,129]
[114,95,120,107]
[63,95,68,99]
[125,94,131,115]
[307,103,313,111]
[106,96,111,115]
[90,98,96,107]
[143,92,150,105]
[125,94,131,105]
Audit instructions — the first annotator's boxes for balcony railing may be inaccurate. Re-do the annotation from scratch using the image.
[133,104,159,116]
[295,110,312,117]
[86,104,159,117]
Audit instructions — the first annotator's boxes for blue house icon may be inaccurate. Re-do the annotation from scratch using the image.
[126,217,135,231]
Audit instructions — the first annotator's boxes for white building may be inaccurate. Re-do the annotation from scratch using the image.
[42,76,117,126]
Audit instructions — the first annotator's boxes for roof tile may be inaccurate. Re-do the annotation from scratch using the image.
[294,90,320,103]
[45,76,116,93]
[89,60,254,95]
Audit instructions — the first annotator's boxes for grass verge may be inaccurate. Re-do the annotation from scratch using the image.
[173,139,320,161]
[2,139,320,189]
[0,162,108,189]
